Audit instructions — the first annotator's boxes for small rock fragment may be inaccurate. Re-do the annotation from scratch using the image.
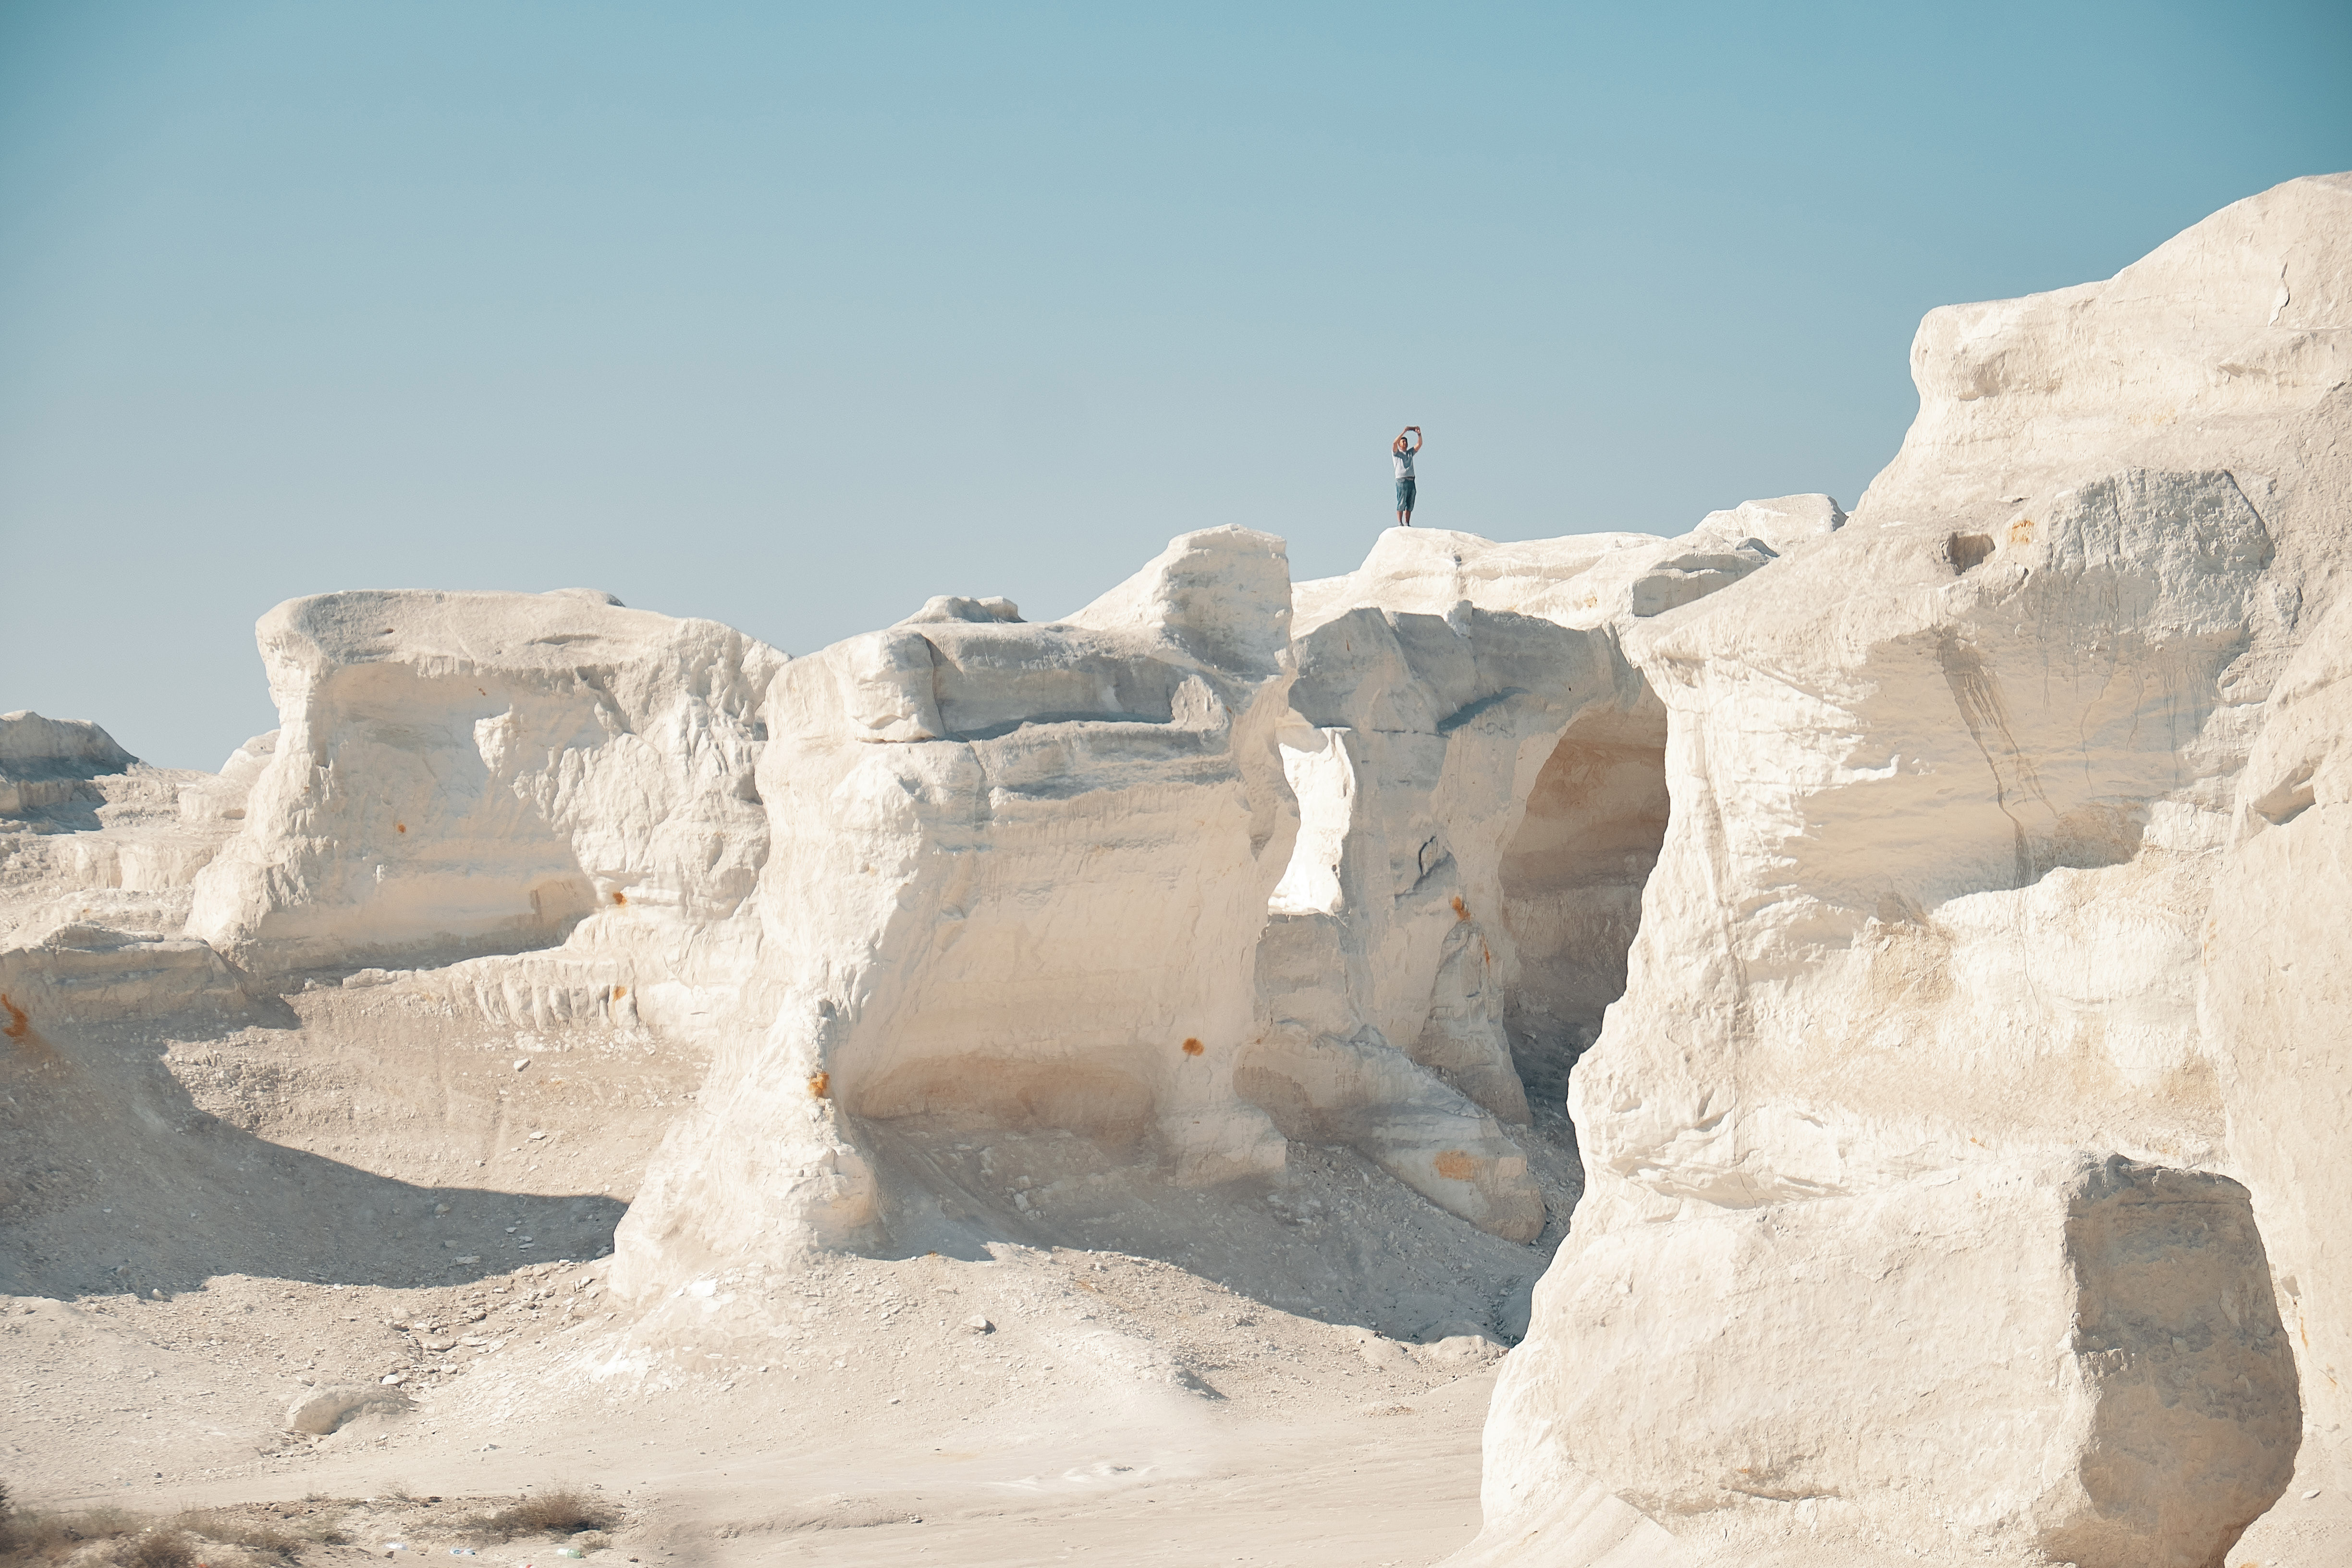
[964,1315,995,1334]
[284,1384,412,1434]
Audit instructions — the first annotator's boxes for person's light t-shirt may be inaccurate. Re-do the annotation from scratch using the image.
[1394,446,1416,479]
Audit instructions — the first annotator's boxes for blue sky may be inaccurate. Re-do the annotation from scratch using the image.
[4,1,2348,769]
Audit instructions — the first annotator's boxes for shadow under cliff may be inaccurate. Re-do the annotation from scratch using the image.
[849,1101,1585,1344]
[0,1013,624,1299]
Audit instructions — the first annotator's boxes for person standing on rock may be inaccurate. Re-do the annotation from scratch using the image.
[1392,426,1422,526]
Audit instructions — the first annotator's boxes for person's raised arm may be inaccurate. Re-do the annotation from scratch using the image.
[1407,426,1423,452]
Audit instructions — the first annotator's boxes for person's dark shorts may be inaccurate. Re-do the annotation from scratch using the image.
[1396,478,1417,513]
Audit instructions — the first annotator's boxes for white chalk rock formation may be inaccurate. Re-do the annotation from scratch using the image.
[282,1384,412,1435]
[608,513,1830,1283]
[2208,591,2352,1496]
[1463,172,2350,1568]
[1247,507,1836,1238]
[152,523,1799,1275]
[0,923,254,1027]
[0,712,245,949]
[613,527,1306,1275]
[0,711,135,815]
[175,730,279,824]
[186,588,784,1031]
[1248,509,1840,1239]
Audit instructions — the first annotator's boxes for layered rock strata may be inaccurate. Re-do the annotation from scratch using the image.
[0,711,242,947]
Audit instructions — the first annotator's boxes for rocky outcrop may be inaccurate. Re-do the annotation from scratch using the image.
[611,527,1307,1274]
[2207,591,2352,1497]
[184,588,784,1028]
[0,923,254,1026]
[282,1383,413,1435]
[1462,172,2350,1568]
[607,515,1831,1282]
[0,711,135,816]
[146,521,1817,1276]
[0,713,243,949]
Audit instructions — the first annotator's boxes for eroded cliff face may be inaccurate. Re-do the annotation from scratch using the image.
[1462,172,2352,1568]
[2208,594,2352,1494]
[12,169,2340,1568]
[183,587,784,1032]
[90,506,1812,1294]
[607,519,1826,1284]
[610,527,1310,1274]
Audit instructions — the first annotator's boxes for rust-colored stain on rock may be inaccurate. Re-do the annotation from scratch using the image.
[808,1071,831,1099]
[1181,1037,1205,1056]
[1450,895,1470,921]
[2007,515,2036,546]
[0,992,55,1068]
[611,984,628,1000]
[611,890,628,906]
[395,822,407,833]
[1433,1150,1477,1181]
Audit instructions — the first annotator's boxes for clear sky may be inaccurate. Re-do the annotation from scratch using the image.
[4,1,2348,770]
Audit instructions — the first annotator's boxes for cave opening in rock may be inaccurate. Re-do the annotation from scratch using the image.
[1498,706,1671,1107]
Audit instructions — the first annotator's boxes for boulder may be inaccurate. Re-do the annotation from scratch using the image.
[283,1384,413,1435]
[0,924,252,1026]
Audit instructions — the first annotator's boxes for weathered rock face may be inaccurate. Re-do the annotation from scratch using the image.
[185,588,784,1018]
[0,924,254,1026]
[1464,173,2350,1568]
[2207,592,2352,1494]
[1476,1158,2298,1568]
[138,525,1768,1276]
[77,481,1824,1292]
[611,527,1307,1274]
[0,711,135,815]
[0,712,241,947]
[603,518,1825,1282]
[1251,537,1666,1241]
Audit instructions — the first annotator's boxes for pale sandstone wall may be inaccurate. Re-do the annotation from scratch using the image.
[611,527,1310,1276]
[2207,593,2352,1495]
[184,587,783,1029]
[1461,172,2352,1568]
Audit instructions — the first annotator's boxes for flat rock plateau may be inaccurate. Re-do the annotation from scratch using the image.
[4,173,2349,1568]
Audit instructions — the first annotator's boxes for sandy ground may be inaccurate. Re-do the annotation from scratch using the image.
[2,959,1576,1567]
[2,1254,1509,1567]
